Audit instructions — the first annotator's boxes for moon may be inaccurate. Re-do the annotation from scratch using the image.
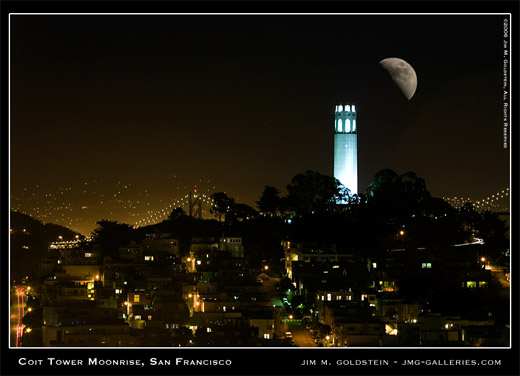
[379,57,417,100]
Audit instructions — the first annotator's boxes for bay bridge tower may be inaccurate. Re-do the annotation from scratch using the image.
[333,103,358,196]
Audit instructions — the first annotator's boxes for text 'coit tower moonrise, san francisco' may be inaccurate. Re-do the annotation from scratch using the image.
[333,103,358,196]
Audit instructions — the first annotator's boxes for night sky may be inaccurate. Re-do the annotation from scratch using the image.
[9,14,510,235]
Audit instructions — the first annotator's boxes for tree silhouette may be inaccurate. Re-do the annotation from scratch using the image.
[286,170,348,215]
[210,192,235,222]
[91,220,135,260]
[256,186,281,217]
[168,207,187,221]
[227,203,258,222]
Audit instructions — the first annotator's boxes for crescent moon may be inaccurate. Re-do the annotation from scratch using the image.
[379,57,417,100]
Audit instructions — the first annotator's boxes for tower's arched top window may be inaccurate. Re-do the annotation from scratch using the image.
[352,105,356,112]
[345,119,351,133]
[338,119,343,132]
[338,105,343,112]
[346,105,351,112]
[353,119,357,132]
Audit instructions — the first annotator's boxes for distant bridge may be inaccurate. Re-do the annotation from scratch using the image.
[442,187,509,212]
[134,191,215,228]
[134,187,510,228]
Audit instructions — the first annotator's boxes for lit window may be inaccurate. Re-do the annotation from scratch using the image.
[134,315,141,320]
[338,105,343,112]
[148,315,152,320]
[338,119,343,132]
[352,105,356,112]
[345,119,351,132]
[85,253,93,258]
[466,281,477,289]
[353,119,356,131]
[134,294,140,303]
[144,255,154,261]
[478,281,488,288]
[327,294,332,301]
[346,105,351,112]
[264,333,270,339]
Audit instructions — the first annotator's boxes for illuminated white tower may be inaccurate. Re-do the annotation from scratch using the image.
[333,103,358,196]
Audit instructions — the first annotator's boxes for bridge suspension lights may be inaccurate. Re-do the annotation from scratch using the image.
[474,188,509,210]
[442,188,509,211]
[134,192,215,227]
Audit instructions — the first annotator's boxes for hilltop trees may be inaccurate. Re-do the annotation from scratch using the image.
[256,186,281,217]
[168,207,187,221]
[210,192,235,222]
[210,192,258,222]
[286,170,349,215]
[91,220,137,260]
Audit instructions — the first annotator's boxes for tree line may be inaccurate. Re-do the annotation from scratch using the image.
[89,169,508,267]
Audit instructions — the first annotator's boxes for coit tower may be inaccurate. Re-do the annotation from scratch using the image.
[333,103,358,196]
